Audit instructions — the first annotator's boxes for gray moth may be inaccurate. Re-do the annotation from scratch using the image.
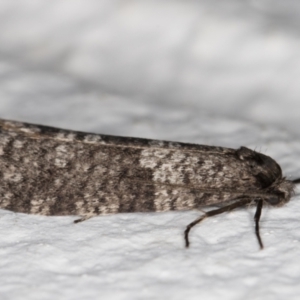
[0,119,297,249]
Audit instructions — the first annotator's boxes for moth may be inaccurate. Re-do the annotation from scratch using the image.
[0,119,298,249]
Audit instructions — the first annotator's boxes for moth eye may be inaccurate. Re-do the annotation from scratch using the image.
[266,196,280,205]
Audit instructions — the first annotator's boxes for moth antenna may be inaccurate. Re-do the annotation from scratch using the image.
[292,178,300,184]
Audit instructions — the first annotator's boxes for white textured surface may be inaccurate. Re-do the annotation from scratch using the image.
[0,1,300,299]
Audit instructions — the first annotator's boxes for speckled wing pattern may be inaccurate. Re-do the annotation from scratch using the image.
[0,119,295,220]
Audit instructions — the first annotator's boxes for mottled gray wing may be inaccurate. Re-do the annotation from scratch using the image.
[0,119,288,218]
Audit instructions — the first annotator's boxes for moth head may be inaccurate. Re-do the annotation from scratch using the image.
[237,147,282,189]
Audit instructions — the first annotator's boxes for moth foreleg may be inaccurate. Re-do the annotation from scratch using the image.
[254,199,264,249]
[184,198,252,248]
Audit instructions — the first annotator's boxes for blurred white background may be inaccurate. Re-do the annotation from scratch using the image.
[0,1,300,300]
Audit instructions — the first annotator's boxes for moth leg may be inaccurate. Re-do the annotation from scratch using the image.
[254,199,264,249]
[74,215,92,223]
[184,198,252,248]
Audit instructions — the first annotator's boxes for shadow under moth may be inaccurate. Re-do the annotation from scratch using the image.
[0,119,298,249]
